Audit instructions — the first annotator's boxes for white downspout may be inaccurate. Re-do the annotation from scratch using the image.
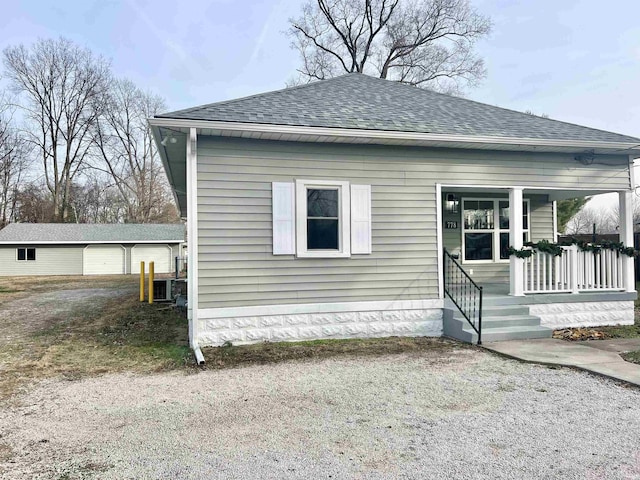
[194,346,205,365]
[186,126,203,363]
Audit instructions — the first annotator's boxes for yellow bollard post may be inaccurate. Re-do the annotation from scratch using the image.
[148,261,154,304]
[139,261,145,302]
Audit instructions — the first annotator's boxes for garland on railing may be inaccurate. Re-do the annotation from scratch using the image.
[507,238,638,259]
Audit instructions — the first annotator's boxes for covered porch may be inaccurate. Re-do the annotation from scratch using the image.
[438,185,637,297]
[438,184,637,344]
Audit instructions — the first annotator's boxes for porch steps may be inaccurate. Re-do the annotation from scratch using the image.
[443,301,553,344]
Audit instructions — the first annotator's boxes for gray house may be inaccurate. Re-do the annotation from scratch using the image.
[0,223,185,276]
[150,73,639,350]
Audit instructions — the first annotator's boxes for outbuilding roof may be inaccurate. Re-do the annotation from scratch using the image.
[0,223,185,245]
[158,73,640,145]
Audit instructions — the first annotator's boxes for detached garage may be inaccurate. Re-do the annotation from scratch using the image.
[0,223,185,276]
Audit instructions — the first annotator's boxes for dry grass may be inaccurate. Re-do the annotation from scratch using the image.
[202,336,468,369]
[0,276,192,402]
[0,276,471,402]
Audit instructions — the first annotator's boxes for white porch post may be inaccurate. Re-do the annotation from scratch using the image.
[509,187,524,296]
[619,190,636,293]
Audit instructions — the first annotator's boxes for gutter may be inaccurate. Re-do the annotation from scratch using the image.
[148,117,640,155]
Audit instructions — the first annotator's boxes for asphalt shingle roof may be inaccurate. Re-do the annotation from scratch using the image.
[0,223,185,244]
[158,73,640,144]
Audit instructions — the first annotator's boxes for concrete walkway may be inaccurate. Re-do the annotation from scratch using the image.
[483,338,640,387]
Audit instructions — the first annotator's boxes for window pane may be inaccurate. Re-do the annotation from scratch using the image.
[499,201,509,229]
[307,189,338,217]
[26,248,36,261]
[500,232,509,259]
[17,248,25,261]
[307,219,339,250]
[498,201,529,230]
[464,233,493,260]
[463,200,494,229]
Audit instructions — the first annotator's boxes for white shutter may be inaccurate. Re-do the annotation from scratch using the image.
[272,182,295,255]
[350,184,371,254]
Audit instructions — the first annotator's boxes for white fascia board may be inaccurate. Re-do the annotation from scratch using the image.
[148,117,640,154]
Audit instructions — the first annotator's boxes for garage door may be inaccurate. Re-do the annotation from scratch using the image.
[83,245,125,275]
[131,245,172,274]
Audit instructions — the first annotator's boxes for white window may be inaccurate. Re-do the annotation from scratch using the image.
[462,198,530,263]
[17,247,36,261]
[296,179,350,258]
[271,180,371,258]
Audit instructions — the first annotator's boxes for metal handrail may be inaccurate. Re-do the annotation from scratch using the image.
[443,248,483,345]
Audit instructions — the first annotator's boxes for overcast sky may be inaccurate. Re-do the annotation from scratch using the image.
[1,0,638,137]
[1,0,639,209]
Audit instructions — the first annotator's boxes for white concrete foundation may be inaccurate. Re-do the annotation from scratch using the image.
[197,305,444,346]
[528,301,635,330]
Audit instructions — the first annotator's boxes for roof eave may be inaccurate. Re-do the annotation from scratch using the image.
[0,240,185,245]
[150,123,188,217]
[149,117,640,156]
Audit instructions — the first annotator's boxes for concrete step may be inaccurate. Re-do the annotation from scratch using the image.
[477,315,543,329]
[482,296,530,307]
[443,305,552,344]
[448,314,544,332]
[481,305,531,316]
[462,325,553,343]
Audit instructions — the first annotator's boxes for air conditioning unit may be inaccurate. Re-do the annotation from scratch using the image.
[153,279,174,302]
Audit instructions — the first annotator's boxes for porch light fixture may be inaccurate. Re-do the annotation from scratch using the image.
[160,135,178,147]
[445,193,459,214]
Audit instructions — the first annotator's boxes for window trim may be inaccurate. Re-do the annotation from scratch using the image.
[295,179,351,258]
[17,247,36,262]
[461,197,530,264]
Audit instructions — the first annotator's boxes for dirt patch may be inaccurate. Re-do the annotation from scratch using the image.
[0,276,191,402]
[0,288,130,345]
[202,336,470,369]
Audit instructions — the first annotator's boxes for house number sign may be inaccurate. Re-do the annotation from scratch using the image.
[445,221,458,229]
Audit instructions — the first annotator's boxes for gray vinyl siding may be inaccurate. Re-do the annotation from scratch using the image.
[196,137,630,309]
[0,245,83,276]
[442,193,554,285]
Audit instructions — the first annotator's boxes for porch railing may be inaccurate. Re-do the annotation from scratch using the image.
[523,245,624,294]
[444,249,483,344]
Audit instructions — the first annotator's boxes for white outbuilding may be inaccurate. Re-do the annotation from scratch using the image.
[0,223,185,276]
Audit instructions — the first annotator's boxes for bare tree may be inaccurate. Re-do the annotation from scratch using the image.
[91,79,178,223]
[13,182,55,223]
[0,94,31,228]
[68,178,128,224]
[3,38,110,222]
[565,204,618,235]
[288,0,491,92]
[557,197,589,234]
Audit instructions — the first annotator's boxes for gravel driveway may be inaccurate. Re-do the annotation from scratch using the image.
[0,346,639,479]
